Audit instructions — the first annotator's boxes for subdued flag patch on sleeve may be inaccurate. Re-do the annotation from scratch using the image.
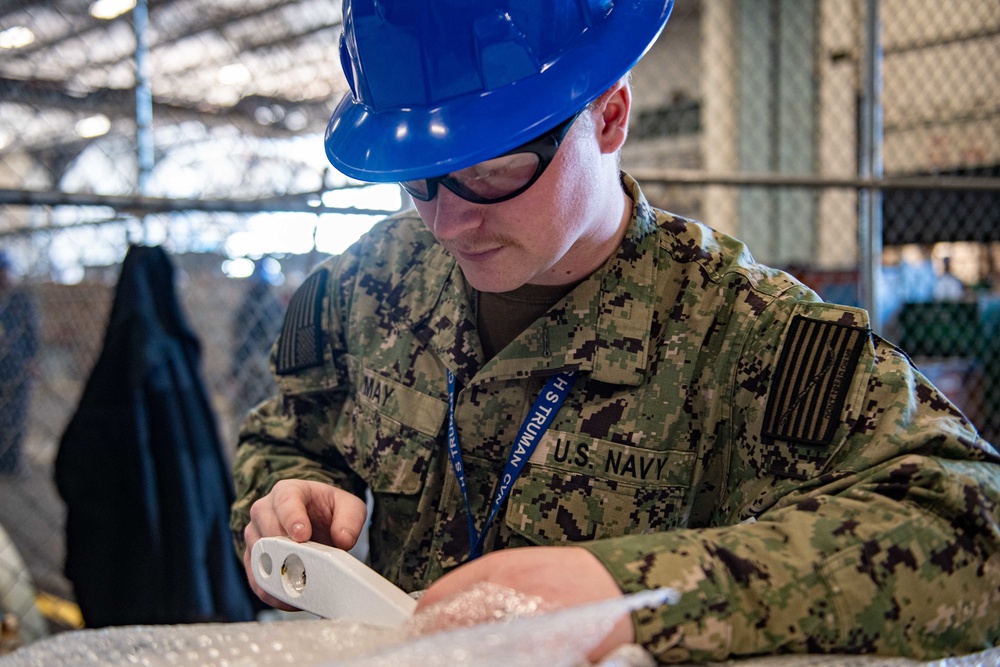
[763,315,867,447]
[275,268,329,375]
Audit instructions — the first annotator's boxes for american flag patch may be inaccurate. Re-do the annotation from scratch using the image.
[762,315,867,447]
[275,268,328,375]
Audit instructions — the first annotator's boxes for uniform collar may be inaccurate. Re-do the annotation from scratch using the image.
[542,174,658,387]
[381,237,481,383]
[382,173,658,388]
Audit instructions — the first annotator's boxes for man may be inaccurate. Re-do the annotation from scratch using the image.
[231,1,1000,662]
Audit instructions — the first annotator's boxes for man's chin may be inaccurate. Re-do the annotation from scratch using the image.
[459,266,529,294]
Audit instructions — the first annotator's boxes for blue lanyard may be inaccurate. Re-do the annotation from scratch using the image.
[446,369,576,560]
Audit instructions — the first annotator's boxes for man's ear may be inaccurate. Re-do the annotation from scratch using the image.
[590,78,631,155]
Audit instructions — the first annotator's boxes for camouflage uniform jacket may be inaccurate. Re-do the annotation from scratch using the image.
[232,174,1000,662]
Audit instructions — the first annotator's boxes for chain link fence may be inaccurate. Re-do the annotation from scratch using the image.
[0,0,997,648]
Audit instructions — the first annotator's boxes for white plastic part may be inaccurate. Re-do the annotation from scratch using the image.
[250,536,417,627]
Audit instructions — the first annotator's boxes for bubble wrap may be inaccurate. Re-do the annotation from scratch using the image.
[0,585,996,667]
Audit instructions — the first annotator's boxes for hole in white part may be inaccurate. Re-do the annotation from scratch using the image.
[258,552,273,577]
[280,554,306,597]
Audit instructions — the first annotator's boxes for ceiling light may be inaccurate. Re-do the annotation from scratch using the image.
[76,114,111,139]
[254,106,276,125]
[0,26,35,49]
[284,109,308,131]
[222,258,255,279]
[89,0,137,20]
[217,63,252,86]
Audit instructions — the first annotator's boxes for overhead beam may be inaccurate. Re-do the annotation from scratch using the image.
[0,187,398,223]
[0,76,331,140]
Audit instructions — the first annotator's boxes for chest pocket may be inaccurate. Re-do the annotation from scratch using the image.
[351,369,446,494]
[505,431,696,544]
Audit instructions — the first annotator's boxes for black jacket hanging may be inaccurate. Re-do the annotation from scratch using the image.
[55,244,257,627]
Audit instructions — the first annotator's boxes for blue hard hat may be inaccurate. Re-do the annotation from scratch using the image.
[325,0,674,182]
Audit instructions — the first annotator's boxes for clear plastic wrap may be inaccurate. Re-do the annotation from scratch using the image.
[1,584,997,667]
[0,585,672,667]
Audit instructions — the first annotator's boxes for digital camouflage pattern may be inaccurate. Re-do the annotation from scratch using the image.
[231,175,1000,663]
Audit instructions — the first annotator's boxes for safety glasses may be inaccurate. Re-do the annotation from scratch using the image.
[400,110,584,205]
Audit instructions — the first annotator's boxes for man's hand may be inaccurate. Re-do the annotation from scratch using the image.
[243,479,368,609]
[415,546,633,662]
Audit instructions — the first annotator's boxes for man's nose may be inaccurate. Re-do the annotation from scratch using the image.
[427,187,484,240]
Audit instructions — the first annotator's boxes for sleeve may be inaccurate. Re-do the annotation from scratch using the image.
[581,298,1000,663]
[229,255,367,557]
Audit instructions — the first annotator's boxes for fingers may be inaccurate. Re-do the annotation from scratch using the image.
[242,479,368,610]
[266,479,368,547]
[246,479,309,547]
[327,489,368,550]
[269,479,315,543]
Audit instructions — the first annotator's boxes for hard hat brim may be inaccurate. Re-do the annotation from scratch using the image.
[325,1,674,182]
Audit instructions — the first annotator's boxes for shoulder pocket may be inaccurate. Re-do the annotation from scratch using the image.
[754,304,873,479]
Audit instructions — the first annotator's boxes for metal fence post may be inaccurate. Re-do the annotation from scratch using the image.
[859,0,884,330]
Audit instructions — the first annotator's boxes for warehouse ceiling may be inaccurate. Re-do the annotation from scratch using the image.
[0,0,348,159]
